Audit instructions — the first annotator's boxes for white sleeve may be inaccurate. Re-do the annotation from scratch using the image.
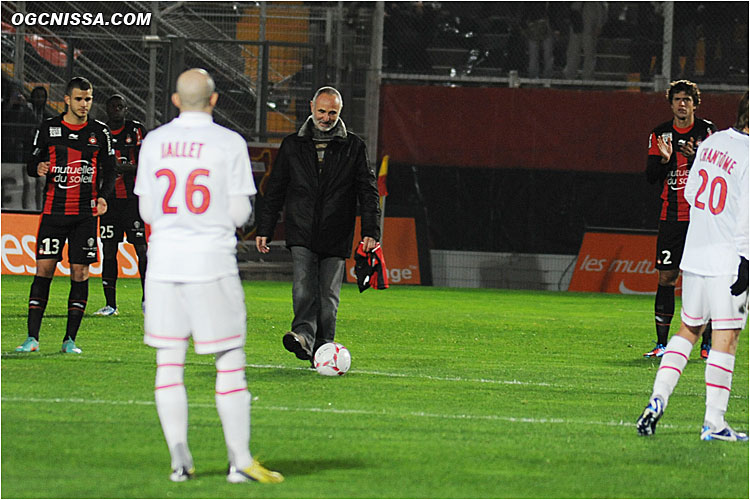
[735,162,749,259]
[229,134,256,197]
[684,148,702,207]
[138,192,154,224]
[228,195,251,227]
[134,136,153,223]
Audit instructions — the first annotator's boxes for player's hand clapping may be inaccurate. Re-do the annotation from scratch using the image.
[656,135,672,163]
[678,137,697,159]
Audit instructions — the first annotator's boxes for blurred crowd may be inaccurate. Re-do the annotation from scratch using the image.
[382,1,749,81]
[1,81,52,209]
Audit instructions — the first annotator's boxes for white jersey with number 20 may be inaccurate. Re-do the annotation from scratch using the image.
[134,112,256,282]
[681,127,749,276]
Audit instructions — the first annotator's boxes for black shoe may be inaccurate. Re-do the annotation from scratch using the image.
[283,331,312,361]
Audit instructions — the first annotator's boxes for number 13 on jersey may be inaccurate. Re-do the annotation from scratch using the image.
[155,168,211,215]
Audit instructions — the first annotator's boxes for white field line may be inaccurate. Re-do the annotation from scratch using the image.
[245,362,557,387]
[241,363,746,400]
[0,395,693,430]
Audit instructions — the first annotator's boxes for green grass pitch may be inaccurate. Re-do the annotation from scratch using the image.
[1,275,748,498]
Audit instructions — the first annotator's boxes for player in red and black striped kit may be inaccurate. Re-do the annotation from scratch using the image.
[93,95,148,316]
[644,80,716,359]
[15,77,116,354]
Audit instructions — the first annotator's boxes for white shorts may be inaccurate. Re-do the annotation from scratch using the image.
[143,274,247,354]
[681,271,748,330]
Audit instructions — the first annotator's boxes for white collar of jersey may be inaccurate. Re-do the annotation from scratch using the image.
[176,111,214,123]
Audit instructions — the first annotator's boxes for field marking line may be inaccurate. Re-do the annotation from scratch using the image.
[185,361,559,388]
[0,395,693,430]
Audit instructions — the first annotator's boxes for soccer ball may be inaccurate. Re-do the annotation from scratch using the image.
[314,342,351,376]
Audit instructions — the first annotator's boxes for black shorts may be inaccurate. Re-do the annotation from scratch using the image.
[99,198,147,245]
[36,214,99,264]
[655,221,689,270]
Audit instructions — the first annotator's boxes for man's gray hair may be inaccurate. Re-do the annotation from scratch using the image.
[312,86,343,107]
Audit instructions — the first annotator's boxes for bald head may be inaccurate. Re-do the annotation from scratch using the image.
[172,68,218,113]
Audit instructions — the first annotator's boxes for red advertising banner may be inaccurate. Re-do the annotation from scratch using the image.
[568,230,680,295]
[345,217,421,285]
[1,212,141,278]
[379,85,741,173]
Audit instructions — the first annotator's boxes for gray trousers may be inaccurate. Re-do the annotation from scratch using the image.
[290,246,346,352]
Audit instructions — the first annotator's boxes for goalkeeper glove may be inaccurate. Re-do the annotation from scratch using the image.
[730,257,749,296]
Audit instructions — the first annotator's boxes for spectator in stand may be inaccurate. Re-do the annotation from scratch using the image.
[522,2,555,79]
[671,3,699,79]
[1,85,35,164]
[563,1,607,80]
[628,2,661,79]
[23,86,53,211]
[384,2,434,72]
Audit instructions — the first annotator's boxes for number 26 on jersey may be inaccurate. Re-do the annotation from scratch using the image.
[155,168,211,215]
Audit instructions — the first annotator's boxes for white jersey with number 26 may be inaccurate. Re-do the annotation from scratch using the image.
[134,112,256,282]
[681,127,749,276]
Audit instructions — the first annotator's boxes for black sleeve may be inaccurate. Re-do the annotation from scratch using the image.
[120,123,147,175]
[256,139,291,239]
[646,155,668,185]
[97,126,116,200]
[26,125,47,177]
[355,141,381,242]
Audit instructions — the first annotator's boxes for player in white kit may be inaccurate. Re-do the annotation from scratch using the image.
[637,91,749,441]
[134,69,284,482]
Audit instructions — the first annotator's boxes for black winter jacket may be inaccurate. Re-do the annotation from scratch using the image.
[257,118,381,258]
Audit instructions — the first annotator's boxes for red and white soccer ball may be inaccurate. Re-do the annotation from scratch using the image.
[314,342,351,376]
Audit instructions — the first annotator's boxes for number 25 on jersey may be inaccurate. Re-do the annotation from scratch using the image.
[155,168,211,215]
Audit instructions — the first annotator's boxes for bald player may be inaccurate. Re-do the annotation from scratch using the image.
[134,69,283,483]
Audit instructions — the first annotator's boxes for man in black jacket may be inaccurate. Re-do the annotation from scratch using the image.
[256,86,381,364]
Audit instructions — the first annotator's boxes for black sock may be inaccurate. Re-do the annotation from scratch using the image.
[654,284,675,345]
[702,322,712,347]
[102,243,118,308]
[65,280,89,343]
[136,244,147,303]
[102,278,117,309]
[28,276,52,341]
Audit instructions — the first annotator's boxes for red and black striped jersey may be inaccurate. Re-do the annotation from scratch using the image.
[646,117,716,222]
[110,120,146,199]
[28,115,116,216]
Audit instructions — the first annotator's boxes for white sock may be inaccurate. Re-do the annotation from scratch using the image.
[704,350,735,430]
[651,335,693,407]
[155,347,193,470]
[215,348,253,470]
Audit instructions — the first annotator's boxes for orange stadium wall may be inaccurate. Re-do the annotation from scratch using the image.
[568,229,681,295]
[378,85,741,173]
[1,212,141,277]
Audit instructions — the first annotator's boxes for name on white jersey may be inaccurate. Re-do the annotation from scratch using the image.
[699,147,738,175]
[161,141,205,159]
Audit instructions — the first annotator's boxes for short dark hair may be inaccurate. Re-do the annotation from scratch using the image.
[735,91,749,131]
[666,80,701,107]
[65,77,92,96]
[107,94,126,105]
[30,86,47,99]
